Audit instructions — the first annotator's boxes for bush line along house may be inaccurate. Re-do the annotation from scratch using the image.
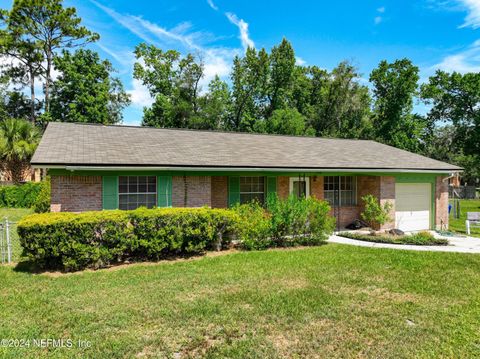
[32,122,461,231]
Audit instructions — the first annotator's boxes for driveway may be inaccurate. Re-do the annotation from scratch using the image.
[328,233,480,253]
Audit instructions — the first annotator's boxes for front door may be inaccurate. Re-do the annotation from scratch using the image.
[289,177,310,198]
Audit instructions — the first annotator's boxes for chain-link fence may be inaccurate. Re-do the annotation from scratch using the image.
[0,219,18,264]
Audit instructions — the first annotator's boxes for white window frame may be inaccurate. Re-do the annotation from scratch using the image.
[239,176,266,204]
[118,175,158,210]
[289,177,310,197]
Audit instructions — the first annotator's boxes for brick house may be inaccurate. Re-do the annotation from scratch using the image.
[31,122,461,231]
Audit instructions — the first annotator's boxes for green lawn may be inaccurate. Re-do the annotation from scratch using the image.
[1,245,480,358]
[449,199,480,237]
[0,208,33,262]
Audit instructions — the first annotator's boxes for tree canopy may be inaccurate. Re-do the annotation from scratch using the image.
[0,0,478,184]
[50,49,130,124]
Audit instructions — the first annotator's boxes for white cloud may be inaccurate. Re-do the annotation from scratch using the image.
[433,40,480,72]
[457,0,480,28]
[96,43,134,69]
[295,56,306,66]
[128,78,153,108]
[225,12,255,51]
[207,0,218,11]
[374,6,385,25]
[91,0,242,106]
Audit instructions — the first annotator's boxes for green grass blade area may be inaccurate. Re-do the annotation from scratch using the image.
[1,244,480,358]
[449,199,480,237]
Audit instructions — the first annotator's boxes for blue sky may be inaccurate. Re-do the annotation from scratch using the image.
[2,0,480,125]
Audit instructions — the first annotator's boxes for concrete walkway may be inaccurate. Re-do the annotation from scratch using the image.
[328,233,480,253]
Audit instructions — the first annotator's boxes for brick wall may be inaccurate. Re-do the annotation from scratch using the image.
[211,176,228,208]
[329,206,361,229]
[435,176,449,230]
[310,176,324,200]
[277,176,288,199]
[172,176,212,207]
[50,175,102,212]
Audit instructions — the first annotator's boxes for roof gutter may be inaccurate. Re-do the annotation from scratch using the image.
[34,165,462,174]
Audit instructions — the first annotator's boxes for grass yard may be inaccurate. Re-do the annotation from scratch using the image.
[1,245,480,358]
[449,199,480,237]
[0,208,33,262]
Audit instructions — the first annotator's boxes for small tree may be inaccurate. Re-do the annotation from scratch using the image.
[360,194,392,230]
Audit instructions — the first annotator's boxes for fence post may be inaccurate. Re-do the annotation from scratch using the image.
[5,218,11,263]
[0,222,4,264]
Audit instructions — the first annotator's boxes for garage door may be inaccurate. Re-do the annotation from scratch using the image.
[395,183,431,232]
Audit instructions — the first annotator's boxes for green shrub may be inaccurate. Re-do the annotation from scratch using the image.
[360,194,393,229]
[233,201,272,250]
[33,179,51,213]
[0,182,45,208]
[17,211,134,270]
[267,195,335,247]
[17,207,239,271]
[129,208,239,257]
[232,196,334,250]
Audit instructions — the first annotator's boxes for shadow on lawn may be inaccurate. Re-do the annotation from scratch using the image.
[11,243,329,275]
[12,252,208,275]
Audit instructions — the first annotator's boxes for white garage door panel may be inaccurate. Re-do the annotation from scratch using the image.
[395,183,431,231]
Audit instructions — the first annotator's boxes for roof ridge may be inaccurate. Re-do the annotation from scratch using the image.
[47,121,375,142]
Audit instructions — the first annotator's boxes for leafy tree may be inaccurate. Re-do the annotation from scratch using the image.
[311,61,371,138]
[421,70,480,158]
[369,58,423,151]
[49,49,130,124]
[0,10,43,122]
[4,0,99,112]
[0,118,39,183]
[263,108,313,136]
[133,43,204,128]
[230,47,269,131]
[0,88,41,120]
[191,75,231,130]
[267,38,296,116]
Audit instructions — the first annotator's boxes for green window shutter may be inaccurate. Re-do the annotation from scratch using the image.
[102,176,118,210]
[157,176,172,207]
[267,176,277,199]
[228,176,240,207]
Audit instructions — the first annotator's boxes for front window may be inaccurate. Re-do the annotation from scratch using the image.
[324,176,357,206]
[119,176,157,210]
[240,176,265,204]
[289,177,310,198]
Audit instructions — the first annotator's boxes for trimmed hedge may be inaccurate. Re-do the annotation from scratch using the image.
[0,182,46,208]
[17,197,335,271]
[18,208,239,271]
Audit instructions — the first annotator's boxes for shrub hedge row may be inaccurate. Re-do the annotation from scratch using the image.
[0,182,46,208]
[18,208,239,271]
[18,196,335,271]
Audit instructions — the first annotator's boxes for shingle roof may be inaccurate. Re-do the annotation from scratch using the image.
[31,122,461,172]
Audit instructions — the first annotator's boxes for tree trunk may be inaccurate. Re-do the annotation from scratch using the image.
[44,50,52,113]
[9,160,24,184]
[29,66,36,123]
